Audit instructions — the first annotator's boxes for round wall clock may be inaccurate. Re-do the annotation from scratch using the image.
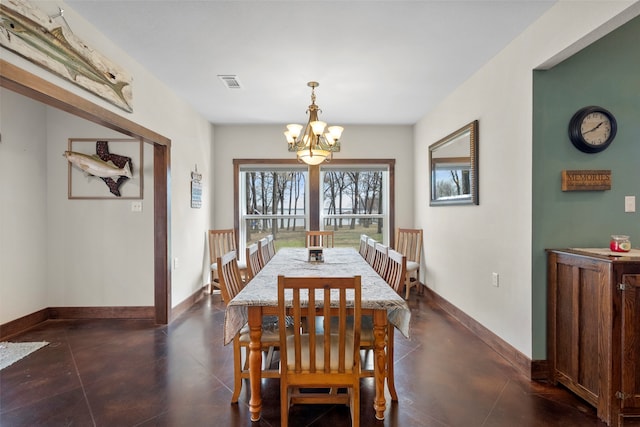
[568,106,617,153]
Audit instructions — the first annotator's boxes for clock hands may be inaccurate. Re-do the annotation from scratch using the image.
[583,121,604,134]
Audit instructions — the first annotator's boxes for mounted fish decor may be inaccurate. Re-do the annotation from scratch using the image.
[0,0,133,112]
[65,140,140,198]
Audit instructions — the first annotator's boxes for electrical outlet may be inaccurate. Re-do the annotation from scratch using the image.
[173,257,179,270]
[492,272,499,287]
[131,201,143,212]
[625,196,636,213]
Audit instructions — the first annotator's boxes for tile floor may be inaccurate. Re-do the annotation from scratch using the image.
[0,292,618,426]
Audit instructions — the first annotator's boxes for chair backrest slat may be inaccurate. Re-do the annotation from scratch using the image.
[266,234,276,259]
[217,250,244,304]
[209,229,238,267]
[386,249,407,294]
[372,243,389,278]
[359,234,369,258]
[366,238,377,265]
[258,237,271,267]
[395,228,423,263]
[245,243,262,281]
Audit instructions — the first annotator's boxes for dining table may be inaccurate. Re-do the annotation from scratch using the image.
[223,246,411,421]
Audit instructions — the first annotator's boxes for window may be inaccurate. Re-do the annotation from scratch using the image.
[238,164,309,250]
[320,166,388,247]
[234,159,394,258]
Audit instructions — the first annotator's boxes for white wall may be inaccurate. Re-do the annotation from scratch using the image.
[0,90,48,323]
[1,0,215,323]
[44,108,155,307]
[213,124,414,238]
[414,1,639,358]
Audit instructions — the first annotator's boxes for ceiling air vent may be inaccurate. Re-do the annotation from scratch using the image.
[218,75,242,89]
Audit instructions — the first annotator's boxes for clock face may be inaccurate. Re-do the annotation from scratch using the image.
[568,106,617,153]
[580,112,612,145]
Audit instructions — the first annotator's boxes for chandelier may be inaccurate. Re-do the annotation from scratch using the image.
[284,81,343,166]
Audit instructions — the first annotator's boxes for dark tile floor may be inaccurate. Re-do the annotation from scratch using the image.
[0,292,615,426]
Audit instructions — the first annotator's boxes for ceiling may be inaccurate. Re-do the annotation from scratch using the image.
[64,0,556,125]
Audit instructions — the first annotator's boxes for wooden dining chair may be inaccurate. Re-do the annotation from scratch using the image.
[208,229,247,292]
[359,234,369,258]
[305,230,334,248]
[378,248,407,402]
[386,249,407,295]
[365,237,377,266]
[266,234,276,259]
[372,243,389,278]
[358,248,404,402]
[395,227,423,299]
[257,236,271,267]
[277,275,362,427]
[245,243,262,281]
[217,251,280,403]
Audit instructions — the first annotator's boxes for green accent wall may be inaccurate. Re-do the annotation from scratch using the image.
[532,16,640,359]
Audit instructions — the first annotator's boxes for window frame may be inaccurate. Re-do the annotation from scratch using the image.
[233,159,395,256]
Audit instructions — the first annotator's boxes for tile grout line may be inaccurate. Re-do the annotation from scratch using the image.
[66,337,97,427]
[480,378,510,427]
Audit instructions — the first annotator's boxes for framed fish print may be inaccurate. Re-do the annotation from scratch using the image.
[67,138,143,199]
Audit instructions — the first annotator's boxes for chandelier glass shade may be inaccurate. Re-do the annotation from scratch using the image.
[284,82,343,165]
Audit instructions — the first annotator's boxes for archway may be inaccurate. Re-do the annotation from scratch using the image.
[1,59,171,323]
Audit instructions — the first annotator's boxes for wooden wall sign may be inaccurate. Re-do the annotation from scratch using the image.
[561,170,611,191]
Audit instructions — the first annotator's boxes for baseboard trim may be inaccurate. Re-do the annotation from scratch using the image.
[0,308,50,341]
[425,287,545,380]
[0,306,154,340]
[1,287,211,340]
[48,306,155,319]
[170,287,207,322]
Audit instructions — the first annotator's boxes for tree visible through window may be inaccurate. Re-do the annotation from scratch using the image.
[322,169,385,239]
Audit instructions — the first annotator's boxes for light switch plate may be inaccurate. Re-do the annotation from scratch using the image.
[492,272,499,287]
[625,196,636,213]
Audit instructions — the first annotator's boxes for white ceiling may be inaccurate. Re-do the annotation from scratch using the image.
[65,0,556,125]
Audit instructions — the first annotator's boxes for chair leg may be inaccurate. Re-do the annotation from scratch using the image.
[386,325,398,401]
[210,270,220,294]
[416,267,423,295]
[264,346,275,369]
[231,338,242,403]
[404,271,412,300]
[351,382,360,427]
[281,376,289,427]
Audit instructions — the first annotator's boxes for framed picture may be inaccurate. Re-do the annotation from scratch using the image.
[191,169,203,208]
[67,138,143,199]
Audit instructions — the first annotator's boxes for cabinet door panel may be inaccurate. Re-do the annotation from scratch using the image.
[554,261,601,396]
[578,268,601,393]
[555,263,575,376]
[621,274,640,410]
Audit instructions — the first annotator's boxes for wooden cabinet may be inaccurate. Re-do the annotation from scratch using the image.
[547,249,640,426]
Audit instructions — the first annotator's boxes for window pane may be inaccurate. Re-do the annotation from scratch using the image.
[321,168,388,246]
[322,170,385,215]
[323,218,384,250]
[241,168,308,253]
[243,219,307,249]
[243,170,307,215]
